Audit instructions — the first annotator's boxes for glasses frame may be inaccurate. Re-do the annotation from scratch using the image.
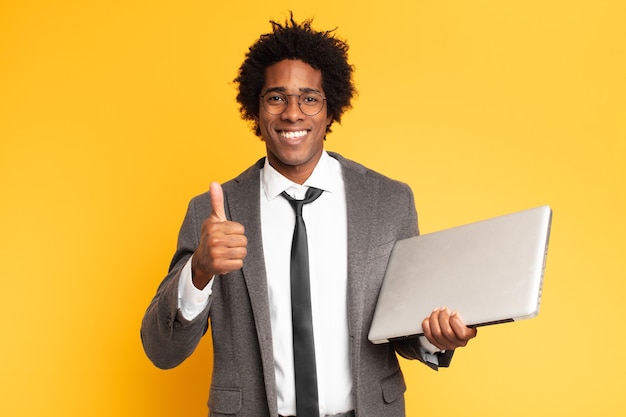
[259,91,327,116]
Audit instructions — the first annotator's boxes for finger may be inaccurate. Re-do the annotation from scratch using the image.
[450,311,478,343]
[193,233,248,277]
[434,307,462,349]
[430,307,468,350]
[210,220,246,237]
[422,316,444,352]
[423,308,448,351]
[209,182,227,222]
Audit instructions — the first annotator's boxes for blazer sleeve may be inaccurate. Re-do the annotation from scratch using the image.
[393,339,454,370]
[140,195,212,369]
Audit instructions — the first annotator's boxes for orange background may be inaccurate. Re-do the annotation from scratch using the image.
[1,1,624,416]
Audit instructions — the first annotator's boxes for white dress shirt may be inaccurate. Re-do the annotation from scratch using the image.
[261,151,352,417]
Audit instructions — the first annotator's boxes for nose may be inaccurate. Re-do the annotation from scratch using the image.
[280,97,305,122]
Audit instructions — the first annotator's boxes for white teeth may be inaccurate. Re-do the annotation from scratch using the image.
[280,130,308,139]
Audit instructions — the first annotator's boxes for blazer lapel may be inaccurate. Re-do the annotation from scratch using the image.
[223,158,279,416]
[338,155,381,352]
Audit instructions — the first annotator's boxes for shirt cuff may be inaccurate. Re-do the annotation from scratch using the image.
[177,256,213,320]
[418,335,443,366]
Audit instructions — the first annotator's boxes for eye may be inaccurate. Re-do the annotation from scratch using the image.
[301,93,321,105]
[265,94,287,104]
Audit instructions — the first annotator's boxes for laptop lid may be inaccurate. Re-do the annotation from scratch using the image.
[368,205,552,344]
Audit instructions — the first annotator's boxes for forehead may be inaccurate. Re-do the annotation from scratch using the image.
[262,59,324,92]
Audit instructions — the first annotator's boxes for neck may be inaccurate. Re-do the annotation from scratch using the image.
[266,151,323,185]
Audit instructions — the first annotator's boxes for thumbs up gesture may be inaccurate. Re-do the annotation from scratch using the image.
[191,182,248,289]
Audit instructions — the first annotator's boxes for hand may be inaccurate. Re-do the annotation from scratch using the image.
[422,307,477,351]
[191,182,247,289]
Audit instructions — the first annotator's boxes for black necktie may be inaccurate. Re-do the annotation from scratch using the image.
[281,187,324,417]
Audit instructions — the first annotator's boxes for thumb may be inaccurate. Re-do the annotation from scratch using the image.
[209,182,227,222]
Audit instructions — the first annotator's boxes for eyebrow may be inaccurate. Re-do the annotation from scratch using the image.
[262,86,322,94]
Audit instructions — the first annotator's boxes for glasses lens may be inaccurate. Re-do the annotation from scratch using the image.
[261,92,325,116]
[262,92,287,115]
[299,92,325,116]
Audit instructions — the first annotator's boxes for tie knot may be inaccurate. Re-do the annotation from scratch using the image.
[282,187,324,216]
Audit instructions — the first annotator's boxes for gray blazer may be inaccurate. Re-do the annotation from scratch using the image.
[141,152,443,417]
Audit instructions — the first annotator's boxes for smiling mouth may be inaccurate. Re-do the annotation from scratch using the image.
[279,130,308,139]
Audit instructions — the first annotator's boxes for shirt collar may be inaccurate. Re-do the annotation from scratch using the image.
[262,151,342,201]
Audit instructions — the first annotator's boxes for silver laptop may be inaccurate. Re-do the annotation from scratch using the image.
[368,205,552,344]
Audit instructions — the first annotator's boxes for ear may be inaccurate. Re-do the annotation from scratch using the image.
[253,116,264,139]
[325,115,334,136]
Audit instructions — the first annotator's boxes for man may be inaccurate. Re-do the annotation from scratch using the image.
[141,15,476,417]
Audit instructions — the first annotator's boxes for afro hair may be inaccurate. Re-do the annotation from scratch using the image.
[234,14,356,137]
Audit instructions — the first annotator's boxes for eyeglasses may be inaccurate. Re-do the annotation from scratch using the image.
[259,91,327,116]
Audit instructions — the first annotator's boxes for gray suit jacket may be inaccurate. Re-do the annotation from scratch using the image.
[141,152,446,417]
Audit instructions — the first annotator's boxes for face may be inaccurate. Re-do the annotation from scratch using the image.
[256,59,332,184]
